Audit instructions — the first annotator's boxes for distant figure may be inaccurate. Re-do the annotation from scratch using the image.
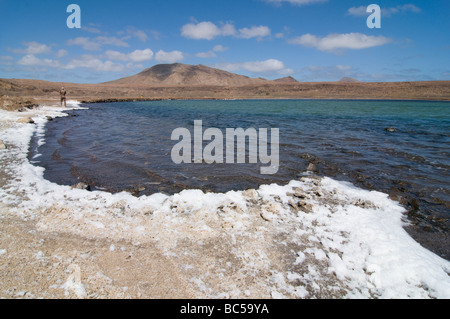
[60,87,67,107]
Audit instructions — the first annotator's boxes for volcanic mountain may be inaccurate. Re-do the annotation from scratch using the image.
[106,63,269,86]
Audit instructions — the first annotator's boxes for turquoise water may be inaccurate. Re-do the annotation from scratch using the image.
[31,99,450,258]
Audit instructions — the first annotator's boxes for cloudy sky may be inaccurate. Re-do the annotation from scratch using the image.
[0,0,449,83]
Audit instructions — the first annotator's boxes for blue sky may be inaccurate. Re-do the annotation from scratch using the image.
[0,0,449,83]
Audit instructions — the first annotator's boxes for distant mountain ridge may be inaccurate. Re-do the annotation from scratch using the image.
[274,76,298,83]
[339,77,360,83]
[106,63,270,86]
[2,62,450,102]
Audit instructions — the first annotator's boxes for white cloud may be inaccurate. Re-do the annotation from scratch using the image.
[96,36,129,47]
[289,33,391,52]
[196,51,217,58]
[55,49,68,58]
[149,30,162,40]
[181,21,270,40]
[216,59,291,74]
[237,26,271,39]
[128,49,154,62]
[243,59,285,73]
[67,37,102,51]
[196,45,229,59]
[213,45,228,52]
[181,21,223,40]
[17,54,60,68]
[64,55,125,72]
[96,60,125,72]
[120,26,149,42]
[68,36,129,51]
[0,56,13,66]
[13,42,52,55]
[132,30,149,42]
[105,49,154,62]
[15,45,152,74]
[336,65,353,71]
[265,0,328,6]
[348,4,421,17]
[347,6,370,17]
[104,50,128,61]
[155,50,184,63]
[125,62,144,71]
[81,26,102,34]
[221,23,237,37]
[382,4,422,17]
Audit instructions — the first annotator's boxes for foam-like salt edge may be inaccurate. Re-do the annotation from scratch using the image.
[0,102,449,299]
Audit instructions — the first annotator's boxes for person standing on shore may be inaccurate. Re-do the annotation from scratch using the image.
[60,87,67,107]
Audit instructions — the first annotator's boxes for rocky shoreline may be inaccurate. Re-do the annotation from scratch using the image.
[0,95,39,112]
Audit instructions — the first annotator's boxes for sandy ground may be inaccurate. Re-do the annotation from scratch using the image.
[0,206,201,299]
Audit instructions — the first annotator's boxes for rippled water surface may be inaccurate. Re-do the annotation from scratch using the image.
[30,99,450,259]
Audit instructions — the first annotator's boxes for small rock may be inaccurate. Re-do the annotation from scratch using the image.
[288,199,299,210]
[262,202,282,215]
[293,187,308,199]
[307,163,317,172]
[242,189,258,203]
[17,117,34,124]
[298,201,313,213]
[260,211,274,222]
[14,291,27,297]
[71,182,91,191]
[385,127,397,133]
[46,116,53,121]
[260,202,282,221]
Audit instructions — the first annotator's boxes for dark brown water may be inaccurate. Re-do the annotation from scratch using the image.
[29,99,450,259]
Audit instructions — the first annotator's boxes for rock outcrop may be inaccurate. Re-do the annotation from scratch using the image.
[0,95,39,112]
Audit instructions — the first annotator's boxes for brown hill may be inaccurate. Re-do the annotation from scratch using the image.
[274,76,298,83]
[106,63,269,87]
